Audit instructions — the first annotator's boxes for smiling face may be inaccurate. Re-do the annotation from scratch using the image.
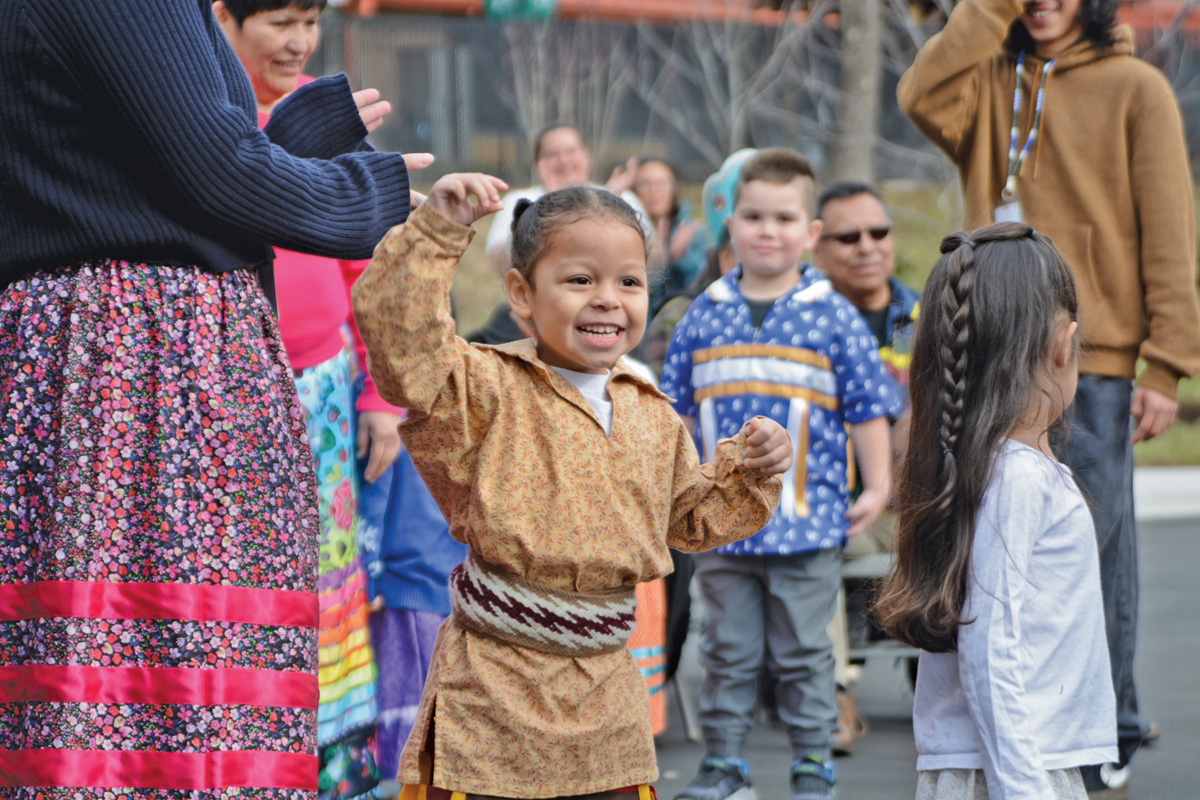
[507,217,649,374]
[214,2,321,112]
[813,192,895,312]
[535,127,592,192]
[1020,0,1085,59]
[633,160,677,222]
[728,178,822,300]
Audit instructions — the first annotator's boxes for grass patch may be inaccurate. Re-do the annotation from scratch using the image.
[1134,419,1200,466]
[451,214,505,338]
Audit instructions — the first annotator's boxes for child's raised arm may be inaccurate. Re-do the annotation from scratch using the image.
[426,172,507,227]
[845,416,891,538]
[352,174,509,508]
[897,0,1023,161]
[353,173,508,414]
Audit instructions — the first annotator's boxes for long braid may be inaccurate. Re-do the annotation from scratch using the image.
[933,235,976,516]
[874,221,1058,653]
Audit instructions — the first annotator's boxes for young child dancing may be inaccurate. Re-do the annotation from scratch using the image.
[661,148,902,800]
[352,173,793,800]
[875,223,1117,800]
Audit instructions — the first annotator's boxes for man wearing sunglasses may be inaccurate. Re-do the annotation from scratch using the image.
[812,180,920,757]
[814,181,920,384]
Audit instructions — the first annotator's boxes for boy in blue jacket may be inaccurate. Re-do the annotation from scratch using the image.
[661,149,900,800]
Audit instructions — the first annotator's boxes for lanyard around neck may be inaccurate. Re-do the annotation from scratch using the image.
[1003,52,1055,201]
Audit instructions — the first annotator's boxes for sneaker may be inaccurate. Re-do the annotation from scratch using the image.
[790,756,836,800]
[673,757,756,800]
[1081,763,1130,800]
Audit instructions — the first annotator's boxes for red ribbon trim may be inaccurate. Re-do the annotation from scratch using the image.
[0,749,318,789]
[0,664,318,709]
[0,580,317,628]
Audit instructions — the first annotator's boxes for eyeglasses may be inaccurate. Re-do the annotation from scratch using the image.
[820,226,891,245]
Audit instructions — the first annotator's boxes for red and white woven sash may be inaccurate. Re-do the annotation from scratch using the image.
[449,552,638,656]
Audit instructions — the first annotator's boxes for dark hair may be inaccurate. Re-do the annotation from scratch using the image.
[216,0,327,24]
[873,222,1078,653]
[635,157,682,222]
[736,147,817,217]
[532,122,585,162]
[509,186,649,285]
[816,180,885,220]
[1007,0,1118,53]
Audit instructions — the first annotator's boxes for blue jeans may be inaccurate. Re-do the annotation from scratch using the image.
[1054,374,1149,767]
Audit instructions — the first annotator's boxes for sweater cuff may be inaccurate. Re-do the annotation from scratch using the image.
[1138,361,1183,400]
[264,73,369,159]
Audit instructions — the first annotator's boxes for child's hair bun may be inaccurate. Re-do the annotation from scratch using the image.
[511,198,535,233]
[940,232,974,254]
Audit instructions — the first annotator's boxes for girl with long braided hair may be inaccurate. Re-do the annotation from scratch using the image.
[874,223,1117,799]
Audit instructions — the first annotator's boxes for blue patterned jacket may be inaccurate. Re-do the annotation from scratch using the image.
[661,265,902,555]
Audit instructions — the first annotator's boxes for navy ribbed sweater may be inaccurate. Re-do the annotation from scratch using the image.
[0,0,411,286]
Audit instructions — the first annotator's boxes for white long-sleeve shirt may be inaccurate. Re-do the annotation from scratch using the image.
[913,439,1117,800]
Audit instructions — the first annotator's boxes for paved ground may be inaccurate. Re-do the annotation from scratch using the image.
[652,511,1200,800]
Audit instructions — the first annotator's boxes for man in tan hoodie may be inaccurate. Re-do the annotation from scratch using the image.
[899,1,1200,797]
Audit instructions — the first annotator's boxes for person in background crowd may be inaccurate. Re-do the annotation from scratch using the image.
[663,149,901,800]
[633,158,708,316]
[472,122,646,346]
[640,227,735,380]
[0,0,415,794]
[899,0,1200,793]
[700,148,758,248]
[485,122,646,276]
[811,180,920,756]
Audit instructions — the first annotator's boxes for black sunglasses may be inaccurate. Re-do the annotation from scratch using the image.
[821,226,891,245]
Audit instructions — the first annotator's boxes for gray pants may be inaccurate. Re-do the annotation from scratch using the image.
[694,549,840,759]
[1053,374,1149,767]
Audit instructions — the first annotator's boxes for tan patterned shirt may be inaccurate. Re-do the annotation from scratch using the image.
[352,203,782,798]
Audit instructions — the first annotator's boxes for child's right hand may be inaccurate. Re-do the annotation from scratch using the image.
[741,416,793,474]
[426,173,508,227]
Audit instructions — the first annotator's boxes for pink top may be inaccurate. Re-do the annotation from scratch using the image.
[259,76,401,414]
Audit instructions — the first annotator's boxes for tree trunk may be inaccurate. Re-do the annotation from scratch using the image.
[830,0,881,182]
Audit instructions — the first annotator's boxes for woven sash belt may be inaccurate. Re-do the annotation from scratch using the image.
[449,551,638,657]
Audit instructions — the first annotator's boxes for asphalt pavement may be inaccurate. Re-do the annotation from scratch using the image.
[652,469,1200,800]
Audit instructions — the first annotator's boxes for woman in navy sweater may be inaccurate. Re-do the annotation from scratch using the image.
[0,0,414,794]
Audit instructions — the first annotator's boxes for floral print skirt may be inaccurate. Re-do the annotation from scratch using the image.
[0,261,320,797]
[293,350,380,800]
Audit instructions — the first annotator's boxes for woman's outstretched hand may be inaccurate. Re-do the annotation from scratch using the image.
[426,173,508,226]
[741,416,793,474]
[353,88,392,133]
